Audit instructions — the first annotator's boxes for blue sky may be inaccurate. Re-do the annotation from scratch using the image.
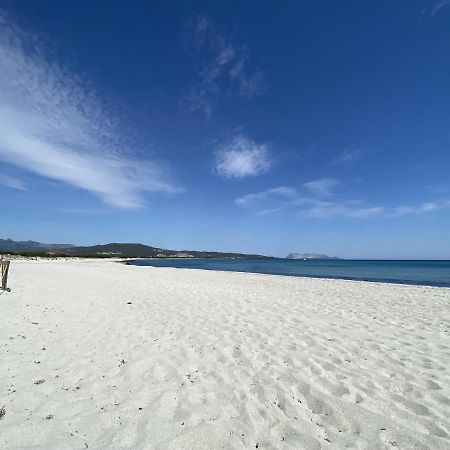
[1,1,450,258]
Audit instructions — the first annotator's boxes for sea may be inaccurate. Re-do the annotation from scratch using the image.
[127,258,450,288]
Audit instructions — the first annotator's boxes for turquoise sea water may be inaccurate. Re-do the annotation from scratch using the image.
[127,258,450,287]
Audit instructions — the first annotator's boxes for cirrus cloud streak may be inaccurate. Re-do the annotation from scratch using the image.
[184,15,266,117]
[235,180,450,219]
[0,13,180,209]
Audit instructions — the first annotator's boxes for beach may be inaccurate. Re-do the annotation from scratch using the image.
[0,259,449,449]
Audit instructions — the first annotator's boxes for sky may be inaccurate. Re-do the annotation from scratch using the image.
[0,0,450,259]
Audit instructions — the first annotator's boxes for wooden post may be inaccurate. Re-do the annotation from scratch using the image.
[1,259,10,291]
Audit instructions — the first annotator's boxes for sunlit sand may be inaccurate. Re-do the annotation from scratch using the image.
[1,259,449,449]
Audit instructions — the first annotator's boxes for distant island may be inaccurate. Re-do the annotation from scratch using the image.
[286,252,340,260]
[0,238,270,259]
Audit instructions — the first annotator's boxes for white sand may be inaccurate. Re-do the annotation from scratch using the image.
[0,259,449,450]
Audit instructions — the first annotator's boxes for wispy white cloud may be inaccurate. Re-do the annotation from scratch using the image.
[388,201,450,217]
[254,208,281,217]
[235,182,450,220]
[184,15,266,117]
[426,183,450,194]
[0,172,27,190]
[430,0,450,18]
[215,135,273,178]
[0,12,180,209]
[235,186,295,207]
[303,178,338,197]
[333,148,363,164]
[300,202,384,219]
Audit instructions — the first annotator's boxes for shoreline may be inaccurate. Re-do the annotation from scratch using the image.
[3,255,450,288]
[125,258,450,289]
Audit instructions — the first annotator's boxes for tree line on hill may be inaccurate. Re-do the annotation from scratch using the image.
[0,239,270,259]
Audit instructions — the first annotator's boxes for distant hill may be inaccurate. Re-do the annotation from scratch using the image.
[0,238,74,254]
[286,252,339,260]
[0,238,269,259]
[64,243,268,259]
[64,243,165,257]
